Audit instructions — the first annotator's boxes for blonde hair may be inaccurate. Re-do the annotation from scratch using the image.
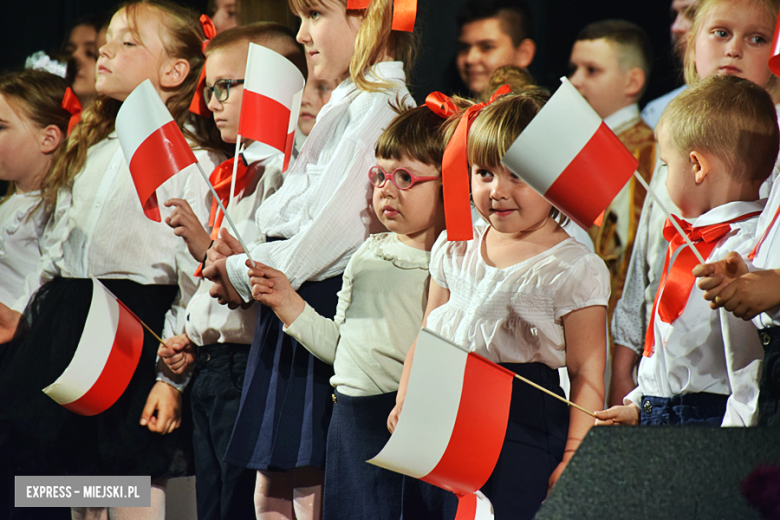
[658,74,779,183]
[43,0,227,211]
[684,0,780,99]
[468,88,567,223]
[479,65,536,102]
[287,0,416,92]
[0,70,71,203]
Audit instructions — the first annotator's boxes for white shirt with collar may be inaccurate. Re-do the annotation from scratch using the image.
[625,200,766,427]
[226,61,412,298]
[13,134,222,340]
[185,142,285,347]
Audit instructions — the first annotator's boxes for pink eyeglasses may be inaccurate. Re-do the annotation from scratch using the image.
[368,165,440,190]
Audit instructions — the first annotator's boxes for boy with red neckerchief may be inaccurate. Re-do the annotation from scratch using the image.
[595,75,778,428]
[158,22,306,520]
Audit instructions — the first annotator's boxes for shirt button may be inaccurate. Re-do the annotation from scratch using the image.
[761,332,771,346]
[95,202,101,208]
[643,400,653,414]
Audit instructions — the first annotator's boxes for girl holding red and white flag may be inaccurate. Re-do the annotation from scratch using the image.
[202,0,416,517]
[389,90,611,520]
[0,2,225,518]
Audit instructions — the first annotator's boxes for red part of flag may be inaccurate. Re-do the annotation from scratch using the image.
[238,90,291,152]
[128,120,197,221]
[544,122,637,230]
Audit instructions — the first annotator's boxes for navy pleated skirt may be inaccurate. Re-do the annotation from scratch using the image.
[0,278,191,478]
[324,390,403,520]
[224,275,341,470]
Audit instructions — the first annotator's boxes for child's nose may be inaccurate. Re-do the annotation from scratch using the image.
[725,39,743,58]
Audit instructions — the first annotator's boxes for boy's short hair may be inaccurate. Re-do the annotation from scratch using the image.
[576,20,653,91]
[205,22,307,78]
[658,75,779,184]
[457,0,534,45]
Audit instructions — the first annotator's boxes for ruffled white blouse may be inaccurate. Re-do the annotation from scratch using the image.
[426,226,610,369]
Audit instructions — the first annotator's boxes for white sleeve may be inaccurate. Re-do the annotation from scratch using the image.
[284,252,356,364]
[428,231,451,289]
[13,187,72,313]
[161,149,220,339]
[226,136,376,297]
[553,253,611,319]
[720,308,763,427]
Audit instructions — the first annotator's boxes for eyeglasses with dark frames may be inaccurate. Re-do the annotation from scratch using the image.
[203,79,245,103]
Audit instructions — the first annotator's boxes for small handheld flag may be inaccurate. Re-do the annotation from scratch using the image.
[43,277,144,416]
[116,80,198,222]
[239,43,305,172]
[502,77,638,230]
[369,329,515,519]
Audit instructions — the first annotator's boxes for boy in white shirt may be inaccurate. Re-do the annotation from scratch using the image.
[595,75,778,427]
[158,23,306,520]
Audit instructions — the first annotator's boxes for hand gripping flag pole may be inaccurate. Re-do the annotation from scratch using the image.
[116,79,255,265]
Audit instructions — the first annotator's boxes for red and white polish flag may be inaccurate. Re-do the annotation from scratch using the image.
[116,79,198,222]
[43,277,144,416]
[238,43,305,172]
[771,6,780,76]
[369,329,514,520]
[501,77,638,230]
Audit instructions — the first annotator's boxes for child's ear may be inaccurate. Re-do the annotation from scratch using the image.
[690,150,711,184]
[39,124,63,154]
[160,58,191,89]
[624,67,645,99]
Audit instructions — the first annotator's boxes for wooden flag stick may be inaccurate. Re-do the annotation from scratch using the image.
[512,373,596,418]
[632,170,706,264]
[138,319,172,350]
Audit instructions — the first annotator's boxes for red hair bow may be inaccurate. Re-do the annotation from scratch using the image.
[425,91,458,119]
[61,87,82,136]
[346,0,417,32]
[189,14,217,117]
[441,84,511,241]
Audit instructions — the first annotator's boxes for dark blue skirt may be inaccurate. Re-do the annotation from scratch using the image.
[401,362,568,520]
[324,390,403,520]
[224,275,341,470]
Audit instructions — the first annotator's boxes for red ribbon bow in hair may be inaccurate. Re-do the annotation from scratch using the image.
[346,0,417,32]
[642,212,761,357]
[61,87,82,136]
[441,84,511,241]
[189,15,218,117]
[425,91,458,119]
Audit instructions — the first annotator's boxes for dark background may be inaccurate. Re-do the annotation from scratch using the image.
[1,0,683,105]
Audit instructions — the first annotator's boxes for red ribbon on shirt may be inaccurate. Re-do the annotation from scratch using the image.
[61,87,82,136]
[207,157,251,240]
[748,203,780,261]
[643,212,761,357]
[346,0,416,32]
[189,15,217,117]
[441,84,511,242]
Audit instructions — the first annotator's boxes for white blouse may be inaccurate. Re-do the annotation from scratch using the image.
[226,61,412,297]
[626,201,765,427]
[427,226,610,369]
[285,233,430,396]
[14,134,222,338]
[0,191,49,306]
